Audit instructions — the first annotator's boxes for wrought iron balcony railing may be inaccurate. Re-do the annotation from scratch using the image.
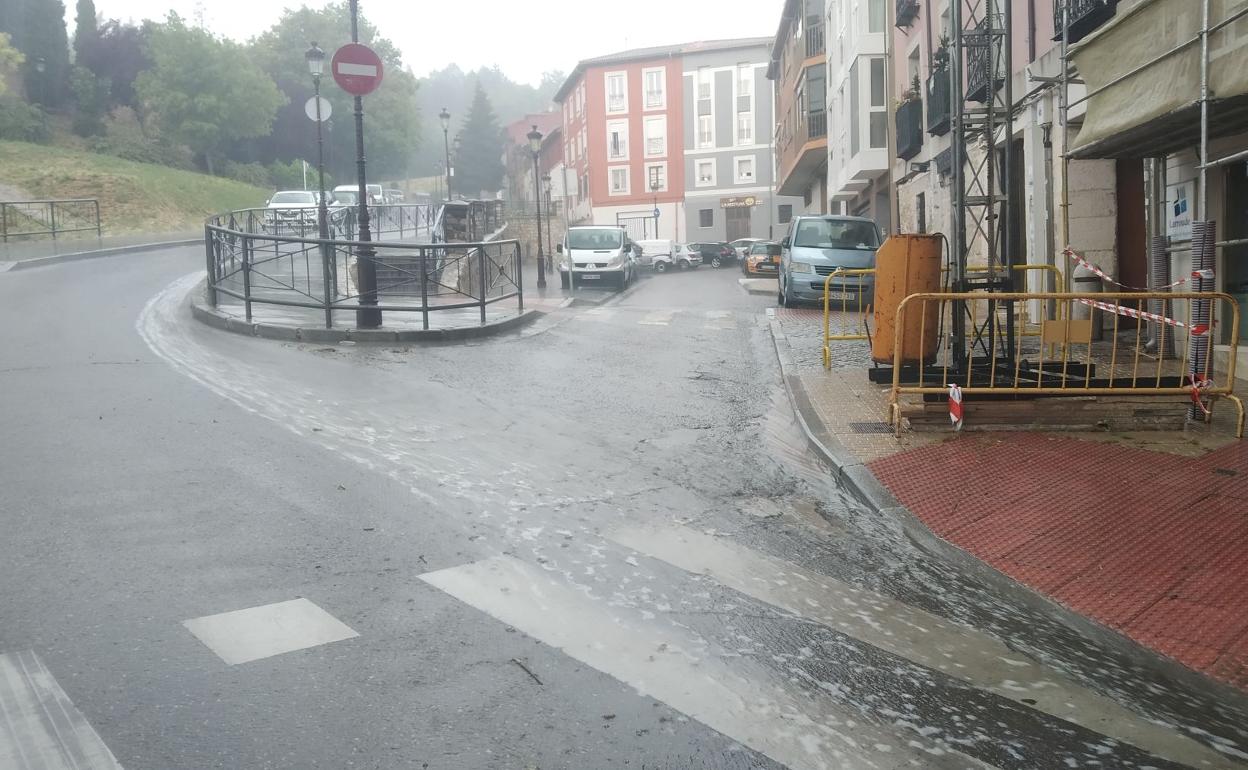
[895,0,920,28]
[965,19,1004,104]
[1053,0,1118,45]
[896,98,924,160]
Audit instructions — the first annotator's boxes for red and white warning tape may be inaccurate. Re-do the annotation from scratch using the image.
[948,384,964,431]
[1063,247,1214,291]
[1074,297,1211,335]
[1189,374,1215,416]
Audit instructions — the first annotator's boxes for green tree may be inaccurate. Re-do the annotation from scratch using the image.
[135,14,284,174]
[72,0,96,63]
[70,64,107,135]
[0,31,24,97]
[452,82,504,197]
[0,0,71,107]
[414,64,562,176]
[246,3,419,182]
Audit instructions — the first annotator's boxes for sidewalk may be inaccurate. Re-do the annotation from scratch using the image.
[771,305,1248,692]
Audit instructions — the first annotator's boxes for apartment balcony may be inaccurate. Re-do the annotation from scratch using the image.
[895,0,919,28]
[777,110,828,197]
[926,71,950,135]
[1053,0,1118,45]
[896,98,923,160]
[805,22,825,59]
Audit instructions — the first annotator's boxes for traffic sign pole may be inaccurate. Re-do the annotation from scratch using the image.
[340,2,383,329]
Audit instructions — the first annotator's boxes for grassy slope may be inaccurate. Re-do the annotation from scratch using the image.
[0,141,271,235]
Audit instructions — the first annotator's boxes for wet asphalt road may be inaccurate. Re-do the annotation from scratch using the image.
[2,250,1248,769]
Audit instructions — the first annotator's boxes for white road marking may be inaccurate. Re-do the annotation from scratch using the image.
[421,555,995,770]
[703,310,735,330]
[638,310,676,326]
[608,525,1242,769]
[574,306,615,322]
[183,598,358,665]
[0,650,123,769]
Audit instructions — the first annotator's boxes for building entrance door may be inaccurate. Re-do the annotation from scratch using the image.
[725,206,751,241]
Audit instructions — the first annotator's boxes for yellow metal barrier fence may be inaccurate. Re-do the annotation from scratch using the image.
[822,264,1062,369]
[886,291,1243,438]
[821,268,875,368]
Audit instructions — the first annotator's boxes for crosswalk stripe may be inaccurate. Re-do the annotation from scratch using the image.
[638,310,676,326]
[607,525,1237,770]
[702,310,735,330]
[0,650,123,770]
[421,555,997,770]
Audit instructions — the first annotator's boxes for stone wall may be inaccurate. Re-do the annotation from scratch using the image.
[506,200,568,266]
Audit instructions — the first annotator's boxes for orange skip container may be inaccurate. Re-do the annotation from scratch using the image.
[870,234,944,365]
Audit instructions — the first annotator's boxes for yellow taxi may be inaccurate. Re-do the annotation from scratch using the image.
[742,241,782,277]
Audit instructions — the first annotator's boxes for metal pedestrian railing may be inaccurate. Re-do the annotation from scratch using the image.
[1,199,101,241]
[204,203,521,330]
[886,291,1242,438]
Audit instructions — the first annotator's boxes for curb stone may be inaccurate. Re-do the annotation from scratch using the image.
[766,315,1248,701]
[2,238,203,273]
[190,279,543,344]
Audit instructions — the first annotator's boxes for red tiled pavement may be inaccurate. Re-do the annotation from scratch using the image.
[868,432,1248,690]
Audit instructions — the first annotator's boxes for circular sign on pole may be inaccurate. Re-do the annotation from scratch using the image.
[304,96,332,122]
[653,207,661,219]
[331,43,384,96]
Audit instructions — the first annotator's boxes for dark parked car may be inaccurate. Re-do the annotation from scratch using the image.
[686,241,736,268]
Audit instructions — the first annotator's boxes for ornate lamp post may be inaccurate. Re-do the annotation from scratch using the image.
[527,125,547,289]
[305,43,329,242]
[438,107,452,201]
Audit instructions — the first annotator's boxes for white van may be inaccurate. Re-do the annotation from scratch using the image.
[333,183,384,205]
[557,226,639,290]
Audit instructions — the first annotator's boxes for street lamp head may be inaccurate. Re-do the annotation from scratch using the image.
[438,107,450,132]
[305,42,325,79]
[527,125,543,155]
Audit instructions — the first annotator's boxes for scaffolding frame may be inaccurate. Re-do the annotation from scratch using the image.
[949,0,1016,373]
[1055,0,1248,417]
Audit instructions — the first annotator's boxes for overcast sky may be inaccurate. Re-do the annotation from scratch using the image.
[84,0,784,85]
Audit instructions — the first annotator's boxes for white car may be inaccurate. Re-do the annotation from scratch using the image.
[729,237,763,259]
[557,226,639,289]
[263,190,320,231]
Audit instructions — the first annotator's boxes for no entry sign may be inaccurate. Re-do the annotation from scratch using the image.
[331,43,384,96]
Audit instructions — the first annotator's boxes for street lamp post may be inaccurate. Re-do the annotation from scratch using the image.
[438,107,452,201]
[527,125,547,289]
[306,42,332,328]
[305,43,329,240]
[649,167,660,239]
[347,0,381,329]
[452,136,462,197]
[542,173,552,266]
